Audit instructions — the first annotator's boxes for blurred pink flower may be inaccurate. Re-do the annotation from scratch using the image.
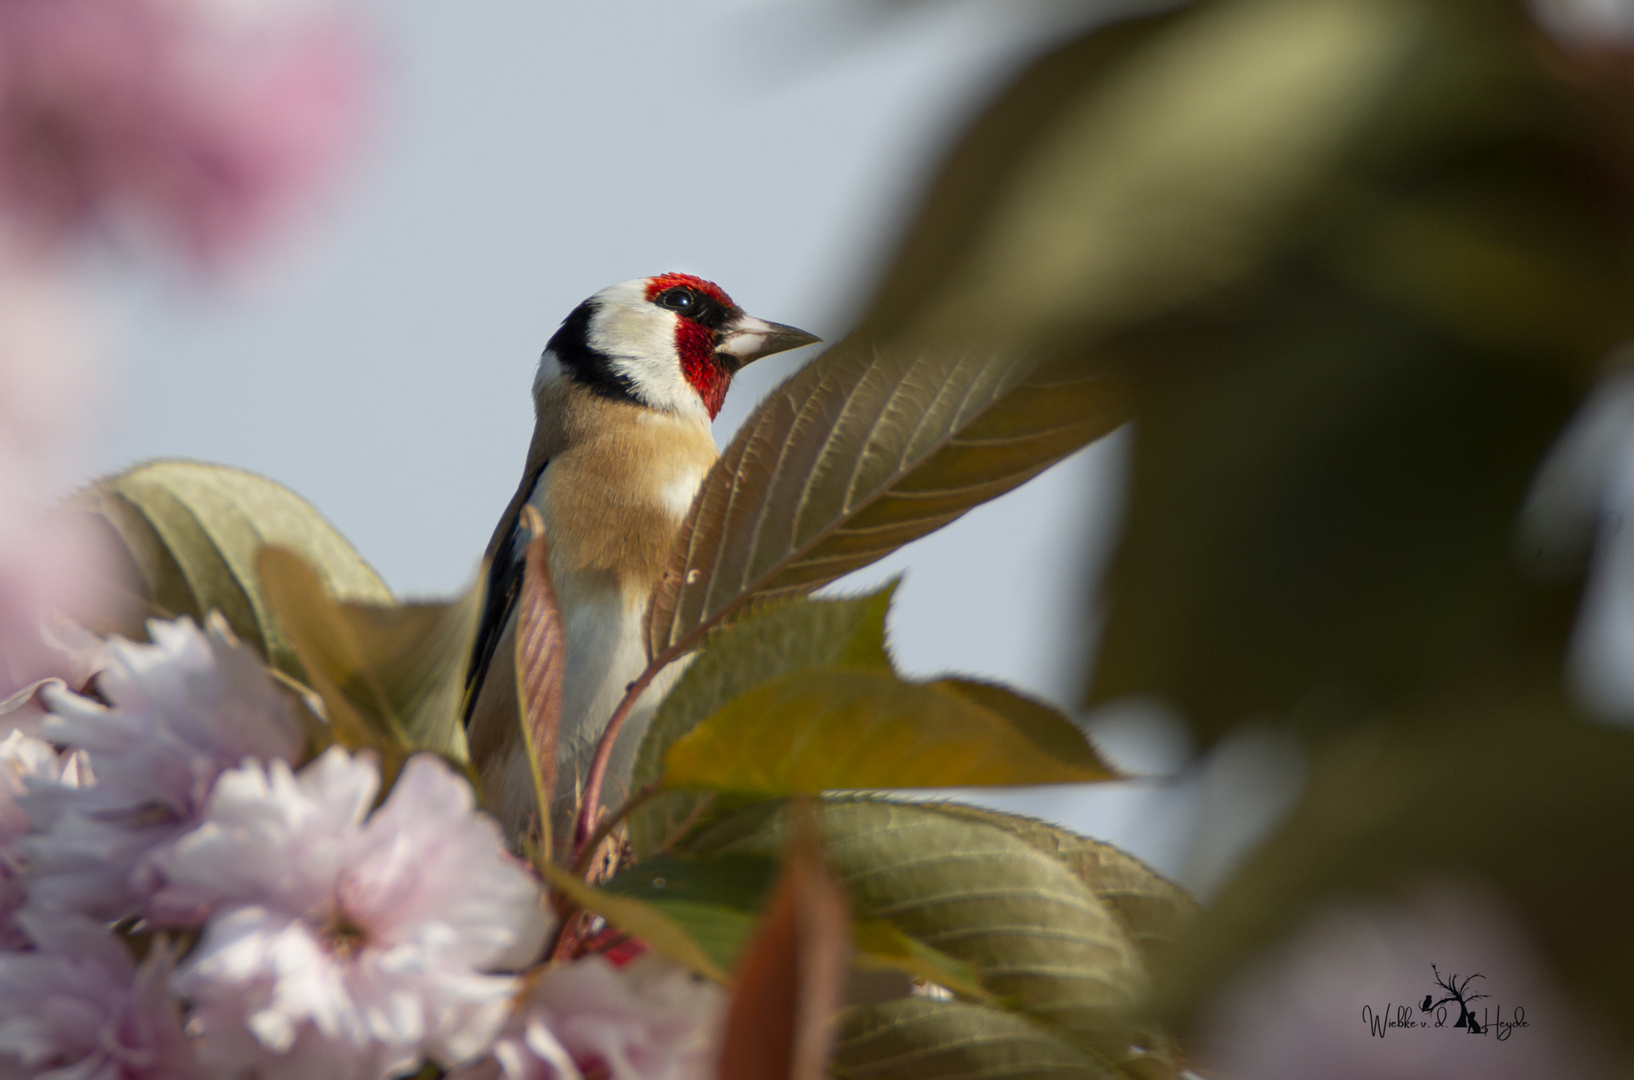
[472,955,724,1080]
[1194,883,1618,1080]
[0,913,197,1079]
[0,730,84,950]
[0,257,116,734]
[22,615,302,923]
[162,748,550,1080]
[0,0,369,264]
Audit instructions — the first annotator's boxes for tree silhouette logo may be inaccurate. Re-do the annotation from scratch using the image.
[1419,965,1490,1034]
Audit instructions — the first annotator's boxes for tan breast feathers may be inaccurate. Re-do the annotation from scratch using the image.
[530,385,719,593]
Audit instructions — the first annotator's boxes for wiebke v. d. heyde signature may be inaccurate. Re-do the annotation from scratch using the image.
[1361,964,1530,1041]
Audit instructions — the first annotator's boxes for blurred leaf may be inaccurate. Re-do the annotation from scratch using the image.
[718,807,853,1080]
[602,853,995,999]
[600,853,778,972]
[257,548,476,767]
[933,678,1116,775]
[1159,691,1634,1046]
[630,588,896,856]
[604,852,779,909]
[1087,274,1592,748]
[645,344,1121,659]
[689,799,1159,1070]
[513,508,565,859]
[1077,2,1634,743]
[661,670,1116,797]
[832,999,1119,1080]
[875,0,1428,352]
[853,919,995,1005]
[918,803,1199,977]
[79,460,391,678]
[542,863,729,984]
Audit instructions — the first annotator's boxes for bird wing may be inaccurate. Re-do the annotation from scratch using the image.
[463,478,537,722]
[464,425,554,726]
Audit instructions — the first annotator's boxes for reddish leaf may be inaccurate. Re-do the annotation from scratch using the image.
[718,807,853,1080]
[515,505,565,860]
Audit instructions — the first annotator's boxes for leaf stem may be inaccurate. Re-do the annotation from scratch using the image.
[569,620,718,863]
[571,783,661,877]
[572,667,660,860]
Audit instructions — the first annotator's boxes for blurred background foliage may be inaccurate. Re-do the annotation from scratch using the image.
[847,0,1634,1069]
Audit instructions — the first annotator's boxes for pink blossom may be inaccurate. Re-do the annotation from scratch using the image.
[0,0,369,265]
[482,956,724,1080]
[0,730,84,950]
[22,615,303,923]
[0,914,197,1080]
[162,748,550,1080]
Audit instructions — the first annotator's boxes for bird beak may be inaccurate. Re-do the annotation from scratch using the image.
[714,313,821,372]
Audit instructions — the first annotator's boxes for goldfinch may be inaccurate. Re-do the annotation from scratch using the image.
[464,273,818,843]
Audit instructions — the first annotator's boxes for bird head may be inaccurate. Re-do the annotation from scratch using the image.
[539,273,820,422]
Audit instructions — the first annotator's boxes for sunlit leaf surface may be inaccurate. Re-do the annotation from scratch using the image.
[917,803,1199,977]
[661,670,1116,796]
[690,800,1157,1070]
[80,460,390,677]
[645,345,1120,658]
[630,589,894,855]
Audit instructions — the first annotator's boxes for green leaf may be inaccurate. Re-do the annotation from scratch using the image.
[601,853,994,1002]
[931,679,1115,776]
[542,863,729,984]
[257,548,476,767]
[833,999,1120,1080]
[661,670,1116,797]
[630,588,895,856]
[79,460,391,678]
[878,0,1426,352]
[853,919,995,1006]
[920,805,1198,979]
[645,346,1120,661]
[603,853,779,910]
[688,800,1157,1070]
[600,853,778,973]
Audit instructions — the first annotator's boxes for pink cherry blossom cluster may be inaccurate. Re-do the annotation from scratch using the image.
[0,616,724,1080]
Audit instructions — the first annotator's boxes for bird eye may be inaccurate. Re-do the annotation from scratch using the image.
[658,288,696,313]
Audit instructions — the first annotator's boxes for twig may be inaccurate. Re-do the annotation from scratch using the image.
[570,664,664,859]
[571,783,661,877]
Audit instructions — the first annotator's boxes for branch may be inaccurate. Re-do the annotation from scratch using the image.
[571,783,660,877]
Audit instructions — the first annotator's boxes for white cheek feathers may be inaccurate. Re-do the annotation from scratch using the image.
[584,280,713,425]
